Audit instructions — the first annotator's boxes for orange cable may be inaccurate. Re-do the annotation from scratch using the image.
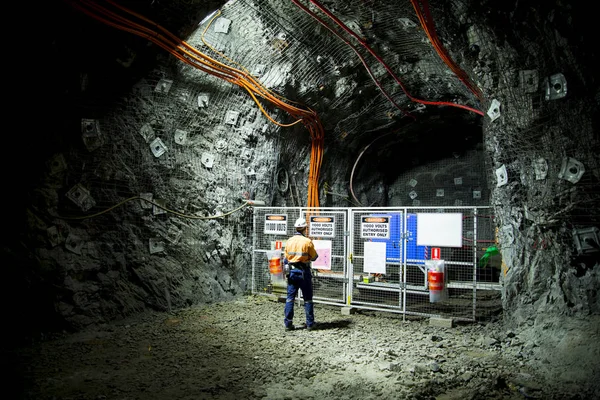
[305,0,484,116]
[290,0,415,120]
[70,0,324,208]
[409,0,483,101]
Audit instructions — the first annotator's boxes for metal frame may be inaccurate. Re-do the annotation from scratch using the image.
[251,206,497,321]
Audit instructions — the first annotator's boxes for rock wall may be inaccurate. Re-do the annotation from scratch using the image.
[443,0,600,324]
[3,0,598,339]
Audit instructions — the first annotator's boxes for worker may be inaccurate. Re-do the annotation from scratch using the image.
[283,217,319,331]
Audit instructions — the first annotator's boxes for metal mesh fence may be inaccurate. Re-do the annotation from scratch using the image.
[251,207,349,305]
[251,206,500,322]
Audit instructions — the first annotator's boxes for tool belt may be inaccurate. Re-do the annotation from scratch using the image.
[290,262,309,271]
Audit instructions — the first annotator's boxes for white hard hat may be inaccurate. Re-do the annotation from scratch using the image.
[294,217,307,228]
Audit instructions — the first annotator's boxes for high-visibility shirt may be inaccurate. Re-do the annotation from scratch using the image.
[284,232,318,264]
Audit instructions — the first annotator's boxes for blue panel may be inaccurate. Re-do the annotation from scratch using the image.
[366,213,428,263]
[370,213,402,262]
[406,213,427,264]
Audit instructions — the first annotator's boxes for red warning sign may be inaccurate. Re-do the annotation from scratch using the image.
[428,270,444,291]
[431,247,441,260]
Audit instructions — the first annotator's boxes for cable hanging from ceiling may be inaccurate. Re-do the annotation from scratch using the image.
[290,0,416,121]
[409,0,484,102]
[67,0,324,209]
[293,0,484,116]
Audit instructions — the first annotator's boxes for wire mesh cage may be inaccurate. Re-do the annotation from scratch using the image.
[252,206,500,322]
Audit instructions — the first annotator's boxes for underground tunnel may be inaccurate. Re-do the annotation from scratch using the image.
[3,0,599,399]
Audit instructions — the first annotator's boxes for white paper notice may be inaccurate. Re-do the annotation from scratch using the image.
[363,241,386,274]
[312,240,332,270]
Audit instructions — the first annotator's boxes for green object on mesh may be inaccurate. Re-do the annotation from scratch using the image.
[478,246,500,268]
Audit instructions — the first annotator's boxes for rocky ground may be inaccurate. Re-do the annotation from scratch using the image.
[8,295,600,400]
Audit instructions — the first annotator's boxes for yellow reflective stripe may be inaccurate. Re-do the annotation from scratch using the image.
[287,251,310,256]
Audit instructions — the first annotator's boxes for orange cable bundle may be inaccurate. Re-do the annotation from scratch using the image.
[409,0,483,101]
[301,0,483,116]
[68,0,324,208]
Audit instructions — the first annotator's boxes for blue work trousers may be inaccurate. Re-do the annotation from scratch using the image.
[284,268,314,328]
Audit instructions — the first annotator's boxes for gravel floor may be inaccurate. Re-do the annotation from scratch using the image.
[9,295,600,400]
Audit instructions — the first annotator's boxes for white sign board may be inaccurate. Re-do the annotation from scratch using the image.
[364,241,387,274]
[360,216,390,239]
[309,216,335,238]
[416,213,463,247]
[312,240,332,270]
[264,214,288,235]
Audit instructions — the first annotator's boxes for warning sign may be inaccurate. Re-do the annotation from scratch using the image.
[264,214,288,235]
[361,216,390,239]
[309,216,335,238]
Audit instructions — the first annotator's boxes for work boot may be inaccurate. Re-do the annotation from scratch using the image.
[285,325,295,331]
[306,323,317,331]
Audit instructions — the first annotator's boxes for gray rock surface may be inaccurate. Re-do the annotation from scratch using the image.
[14,295,599,399]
